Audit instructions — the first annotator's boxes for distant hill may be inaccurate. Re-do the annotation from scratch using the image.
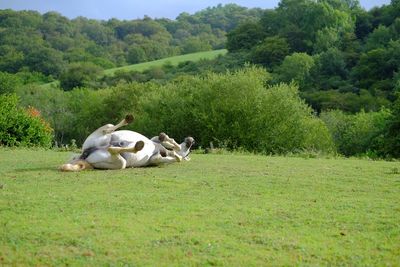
[104,49,227,76]
[0,5,262,77]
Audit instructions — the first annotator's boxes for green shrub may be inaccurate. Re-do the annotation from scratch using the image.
[0,94,53,147]
[383,95,400,158]
[17,85,110,146]
[0,71,21,94]
[15,70,54,84]
[16,66,335,154]
[256,83,334,154]
[59,62,103,91]
[136,67,334,154]
[321,109,391,157]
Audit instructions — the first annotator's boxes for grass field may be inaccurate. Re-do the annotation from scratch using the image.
[0,149,399,266]
[103,49,227,76]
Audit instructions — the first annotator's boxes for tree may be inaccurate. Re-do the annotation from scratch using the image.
[310,48,349,90]
[352,40,400,92]
[0,45,24,72]
[60,62,103,91]
[127,46,147,64]
[364,25,392,51]
[226,22,264,51]
[0,72,21,94]
[384,94,400,157]
[23,46,66,77]
[275,52,315,88]
[250,36,290,68]
[181,37,212,54]
[314,27,341,53]
[355,9,373,40]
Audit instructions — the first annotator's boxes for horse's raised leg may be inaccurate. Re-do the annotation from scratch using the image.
[107,140,145,155]
[82,115,135,150]
[148,152,182,165]
[156,132,181,151]
[103,114,134,134]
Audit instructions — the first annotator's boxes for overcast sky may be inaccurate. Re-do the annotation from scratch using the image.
[0,0,392,20]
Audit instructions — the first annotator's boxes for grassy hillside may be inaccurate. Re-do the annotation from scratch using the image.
[38,49,227,89]
[0,149,399,265]
[103,49,227,76]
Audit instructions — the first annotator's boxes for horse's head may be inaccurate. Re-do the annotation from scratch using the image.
[180,137,195,159]
[184,137,195,148]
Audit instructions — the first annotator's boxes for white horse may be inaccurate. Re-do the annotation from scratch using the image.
[60,115,194,171]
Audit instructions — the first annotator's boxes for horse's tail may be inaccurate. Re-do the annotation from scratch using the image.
[60,160,93,172]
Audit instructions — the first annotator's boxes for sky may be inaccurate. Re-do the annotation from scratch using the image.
[0,0,392,21]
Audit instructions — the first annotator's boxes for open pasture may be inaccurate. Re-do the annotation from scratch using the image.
[0,149,399,266]
[103,49,227,76]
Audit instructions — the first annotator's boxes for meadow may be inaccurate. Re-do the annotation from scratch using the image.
[0,148,399,266]
[103,49,227,76]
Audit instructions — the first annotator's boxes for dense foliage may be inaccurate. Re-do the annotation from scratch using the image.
[321,109,391,157]
[0,5,262,78]
[15,67,334,154]
[383,94,400,158]
[225,0,400,112]
[0,94,53,147]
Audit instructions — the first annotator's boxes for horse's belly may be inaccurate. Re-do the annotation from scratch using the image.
[112,130,155,167]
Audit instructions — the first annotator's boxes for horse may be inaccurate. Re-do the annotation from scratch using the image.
[60,115,194,171]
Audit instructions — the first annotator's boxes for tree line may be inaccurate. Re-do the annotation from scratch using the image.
[79,0,400,113]
[225,0,400,112]
[0,4,262,78]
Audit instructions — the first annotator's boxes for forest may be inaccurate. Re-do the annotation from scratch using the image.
[0,0,400,158]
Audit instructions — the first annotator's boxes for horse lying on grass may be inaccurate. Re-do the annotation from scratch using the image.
[60,115,194,171]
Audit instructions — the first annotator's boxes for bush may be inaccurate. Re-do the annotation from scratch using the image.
[383,95,400,158]
[59,62,103,91]
[0,71,21,94]
[16,66,335,154]
[321,109,391,157]
[135,67,334,154]
[17,85,110,146]
[0,94,53,147]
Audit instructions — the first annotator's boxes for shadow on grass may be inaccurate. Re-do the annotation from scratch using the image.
[11,163,171,174]
[14,166,60,173]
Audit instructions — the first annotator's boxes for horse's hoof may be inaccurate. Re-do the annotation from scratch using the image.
[175,154,183,162]
[133,141,145,152]
[125,114,134,124]
[158,132,167,141]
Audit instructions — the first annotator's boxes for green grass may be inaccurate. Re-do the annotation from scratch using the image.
[0,149,399,266]
[38,80,59,89]
[103,49,227,76]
